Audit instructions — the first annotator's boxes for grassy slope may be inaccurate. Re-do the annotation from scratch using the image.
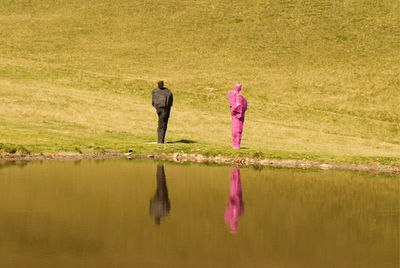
[0,0,399,164]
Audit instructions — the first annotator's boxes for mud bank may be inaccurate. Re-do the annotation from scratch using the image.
[0,151,125,161]
[145,152,400,175]
[1,151,398,174]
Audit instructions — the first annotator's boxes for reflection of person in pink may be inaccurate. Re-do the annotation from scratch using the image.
[227,83,247,149]
[224,168,244,233]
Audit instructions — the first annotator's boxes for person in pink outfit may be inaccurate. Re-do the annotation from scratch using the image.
[227,83,247,149]
[224,168,244,233]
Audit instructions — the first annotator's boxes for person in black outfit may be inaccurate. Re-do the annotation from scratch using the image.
[152,81,173,144]
[149,165,171,225]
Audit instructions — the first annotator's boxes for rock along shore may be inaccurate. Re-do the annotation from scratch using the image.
[1,151,398,175]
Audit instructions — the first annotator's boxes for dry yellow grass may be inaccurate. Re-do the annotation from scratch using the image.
[0,0,399,164]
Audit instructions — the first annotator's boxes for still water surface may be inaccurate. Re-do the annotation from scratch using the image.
[0,159,398,268]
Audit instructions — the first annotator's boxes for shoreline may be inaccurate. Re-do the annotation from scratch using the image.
[0,151,399,175]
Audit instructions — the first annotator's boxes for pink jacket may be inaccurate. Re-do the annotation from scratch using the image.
[227,84,247,119]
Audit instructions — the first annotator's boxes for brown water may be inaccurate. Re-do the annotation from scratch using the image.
[0,159,398,268]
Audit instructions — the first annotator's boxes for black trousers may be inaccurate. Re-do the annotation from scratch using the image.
[156,108,170,143]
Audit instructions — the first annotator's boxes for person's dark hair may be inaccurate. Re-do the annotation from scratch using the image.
[158,81,164,89]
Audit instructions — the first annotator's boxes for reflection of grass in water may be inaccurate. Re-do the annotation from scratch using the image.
[0,160,29,170]
[0,0,399,165]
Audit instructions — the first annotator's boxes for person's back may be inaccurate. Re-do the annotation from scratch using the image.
[152,81,173,144]
[152,81,173,110]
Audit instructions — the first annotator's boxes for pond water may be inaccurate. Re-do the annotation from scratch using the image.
[0,159,398,268]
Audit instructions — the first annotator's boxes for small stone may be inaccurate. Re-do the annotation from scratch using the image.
[320,163,332,170]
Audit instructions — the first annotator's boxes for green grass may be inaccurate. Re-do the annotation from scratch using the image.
[0,0,399,165]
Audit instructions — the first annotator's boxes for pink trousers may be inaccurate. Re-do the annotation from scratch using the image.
[231,117,244,149]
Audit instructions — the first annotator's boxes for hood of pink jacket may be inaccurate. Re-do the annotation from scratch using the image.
[233,83,242,92]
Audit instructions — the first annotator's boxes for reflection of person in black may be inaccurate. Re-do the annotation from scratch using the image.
[224,168,244,233]
[152,81,173,144]
[150,165,171,225]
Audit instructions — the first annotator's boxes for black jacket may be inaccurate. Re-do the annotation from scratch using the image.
[152,82,173,109]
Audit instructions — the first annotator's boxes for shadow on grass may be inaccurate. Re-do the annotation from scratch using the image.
[169,139,197,144]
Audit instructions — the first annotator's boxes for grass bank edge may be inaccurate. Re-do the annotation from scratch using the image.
[1,142,399,168]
